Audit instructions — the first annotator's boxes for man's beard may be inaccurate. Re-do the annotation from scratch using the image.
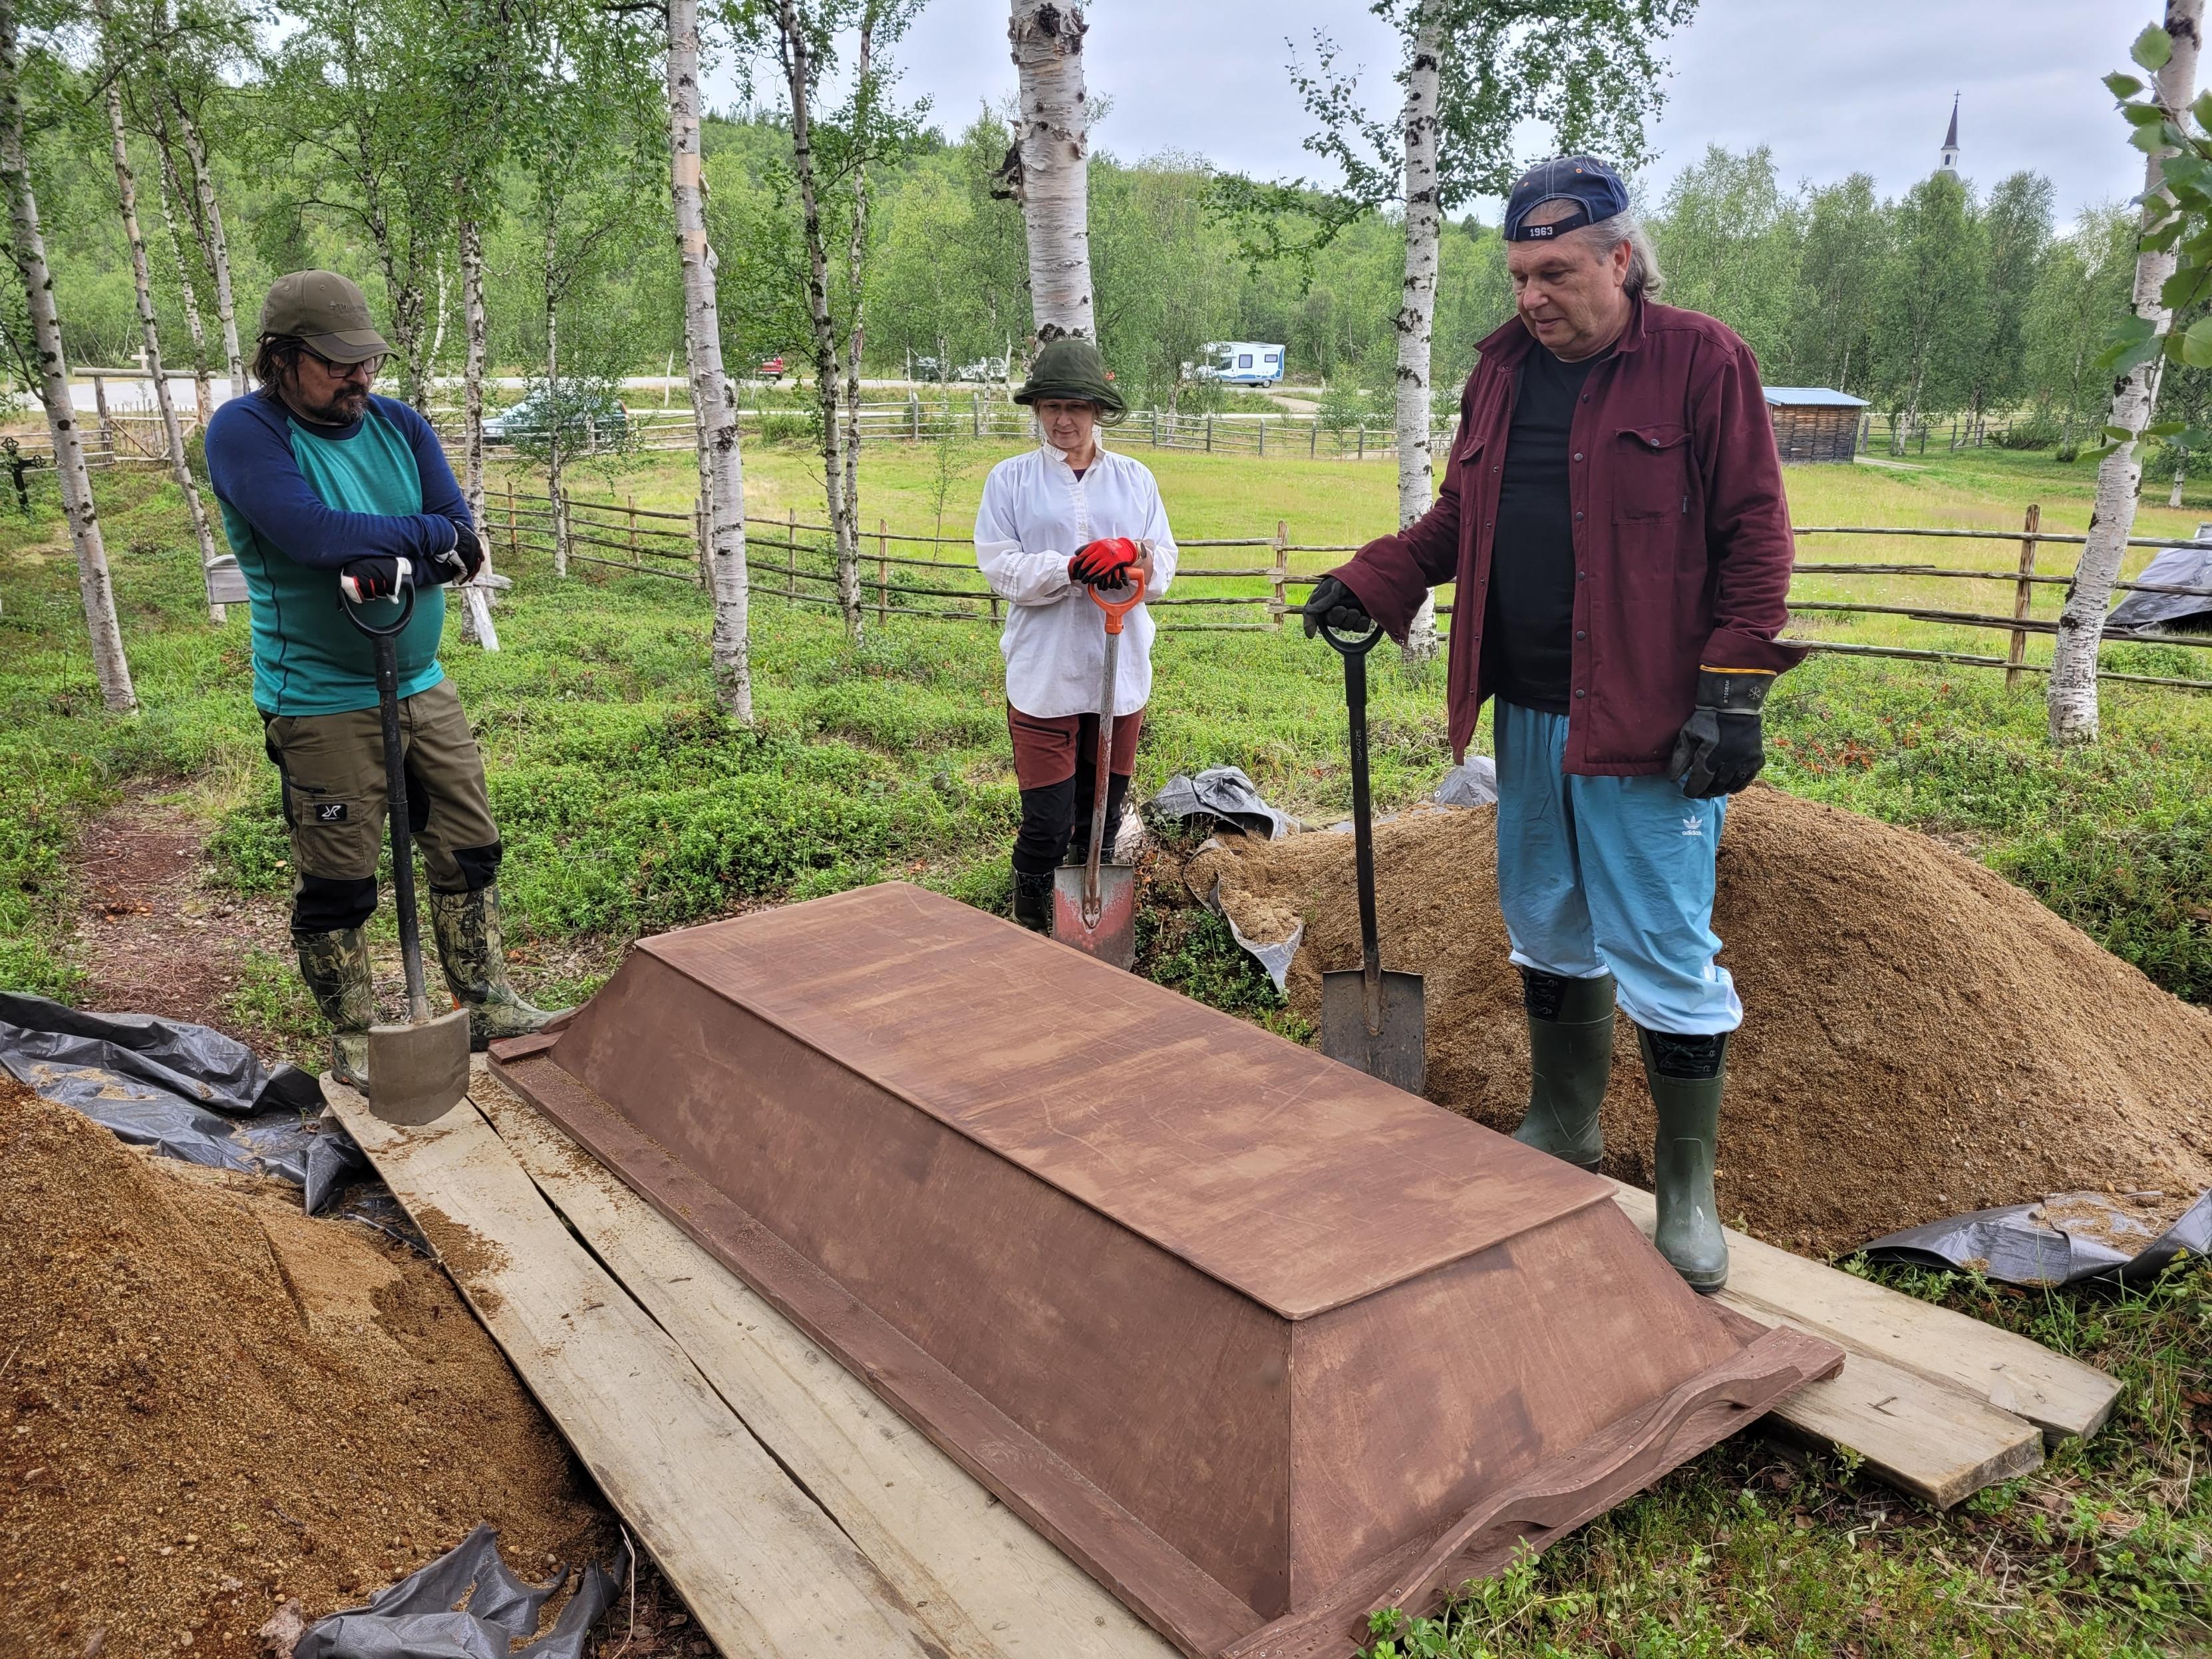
[297,381,370,424]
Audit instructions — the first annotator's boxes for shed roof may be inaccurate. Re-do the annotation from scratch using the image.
[1764,387,1869,408]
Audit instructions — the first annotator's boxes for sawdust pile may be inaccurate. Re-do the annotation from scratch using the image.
[0,1075,607,1659]
[1187,786,2212,1254]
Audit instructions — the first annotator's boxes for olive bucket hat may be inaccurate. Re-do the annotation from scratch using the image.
[1012,337,1127,422]
[258,269,391,364]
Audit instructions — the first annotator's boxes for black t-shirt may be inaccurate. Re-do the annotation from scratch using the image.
[1482,345,1602,714]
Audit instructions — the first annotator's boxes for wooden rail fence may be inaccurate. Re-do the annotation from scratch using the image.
[488,488,2212,690]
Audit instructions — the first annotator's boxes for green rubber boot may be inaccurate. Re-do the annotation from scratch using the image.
[429,884,568,1051]
[1509,970,1615,1171]
[295,927,373,1090]
[1637,1028,1730,1294]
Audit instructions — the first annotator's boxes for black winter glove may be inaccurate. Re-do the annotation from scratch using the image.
[451,521,486,582]
[338,555,414,605]
[1668,669,1774,798]
[1300,574,1373,639]
[418,522,484,588]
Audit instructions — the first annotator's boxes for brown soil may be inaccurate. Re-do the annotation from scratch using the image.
[1187,784,2212,1255]
[0,1073,608,1659]
[67,790,297,1054]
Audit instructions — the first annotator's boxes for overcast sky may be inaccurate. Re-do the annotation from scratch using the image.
[709,0,2154,229]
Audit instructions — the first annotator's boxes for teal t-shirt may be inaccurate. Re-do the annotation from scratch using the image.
[205,393,467,716]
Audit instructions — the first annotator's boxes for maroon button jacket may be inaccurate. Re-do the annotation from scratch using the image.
[1333,296,1806,776]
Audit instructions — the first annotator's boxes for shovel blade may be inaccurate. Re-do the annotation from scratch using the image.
[1051,863,1138,971]
[365,1006,472,1126]
[1320,969,1428,1095]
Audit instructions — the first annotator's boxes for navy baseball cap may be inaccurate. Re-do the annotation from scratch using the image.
[1503,156,1631,242]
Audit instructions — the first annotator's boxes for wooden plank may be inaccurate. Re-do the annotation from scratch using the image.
[321,1082,944,1659]
[1610,1183,2120,1445]
[473,1068,1176,1659]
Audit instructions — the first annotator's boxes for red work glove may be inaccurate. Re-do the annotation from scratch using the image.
[1068,536,1141,587]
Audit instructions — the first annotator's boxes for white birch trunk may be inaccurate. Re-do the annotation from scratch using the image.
[1396,0,1443,668]
[104,75,225,626]
[668,0,752,721]
[775,0,858,637]
[2173,456,2187,508]
[152,132,213,425]
[1,0,132,709]
[457,214,496,649]
[542,213,566,579]
[1007,0,1093,342]
[840,13,873,595]
[2050,0,2204,744]
[172,97,241,394]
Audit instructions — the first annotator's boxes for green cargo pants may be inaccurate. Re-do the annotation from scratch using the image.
[261,677,502,933]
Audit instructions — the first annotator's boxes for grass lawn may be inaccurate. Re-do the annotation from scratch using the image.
[3,442,2209,1656]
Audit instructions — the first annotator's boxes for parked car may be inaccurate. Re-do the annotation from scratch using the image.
[756,355,787,382]
[911,355,949,383]
[482,384,629,446]
[955,355,1010,384]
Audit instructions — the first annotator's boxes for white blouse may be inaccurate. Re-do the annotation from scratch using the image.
[974,439,1179,718]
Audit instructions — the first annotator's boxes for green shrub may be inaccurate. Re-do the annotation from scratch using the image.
[1994,803,2212,1000]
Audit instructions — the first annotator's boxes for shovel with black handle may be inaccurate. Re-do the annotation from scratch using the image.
[339,575,471,1126]
[1317,613,1427,1094]
[1051,575,1146,970]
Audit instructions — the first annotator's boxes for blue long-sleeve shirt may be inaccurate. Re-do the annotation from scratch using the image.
[205,392,467,716]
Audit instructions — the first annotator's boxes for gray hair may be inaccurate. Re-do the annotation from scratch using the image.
[1570,210,1664,298]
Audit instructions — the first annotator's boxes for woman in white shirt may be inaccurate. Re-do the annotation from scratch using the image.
[975,339,1180,931]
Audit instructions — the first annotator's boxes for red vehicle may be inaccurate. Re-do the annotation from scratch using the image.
[756,356,786,382]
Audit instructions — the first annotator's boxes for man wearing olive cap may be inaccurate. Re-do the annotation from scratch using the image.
[1303,158,1804,1292]
[205,269,558,1088]
[975,338,1180,930]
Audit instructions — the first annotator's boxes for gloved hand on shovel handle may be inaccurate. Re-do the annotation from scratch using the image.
[1301,574,1373,640]
[1069,536,1142,587]
[339,555,415,605]
[1669,667,1774,798]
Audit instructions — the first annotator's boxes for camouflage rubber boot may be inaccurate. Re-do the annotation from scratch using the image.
[295,927,373,1090]
[1509,969,1615,1171]
[428,884,567,1050]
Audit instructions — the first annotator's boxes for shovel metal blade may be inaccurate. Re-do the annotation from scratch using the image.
[1051,863,1138,971]
[365,1006,472,1126]
[1320,969,1428,1095]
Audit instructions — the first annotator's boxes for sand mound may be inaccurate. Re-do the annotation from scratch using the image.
[1188,785,2212,1254]
[0,1076,606,1659]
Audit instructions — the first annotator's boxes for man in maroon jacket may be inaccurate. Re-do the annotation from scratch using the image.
[1304,156,1804,1292]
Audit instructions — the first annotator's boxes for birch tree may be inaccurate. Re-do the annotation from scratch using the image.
[668,0,752,719]
[0,0,133,710]
[168,90,242,392]
[151,132,214,421]
[100,64,226,623]
[2052,5,2205,744]
[1283,0,1696,665]
[1005,0,1093,342]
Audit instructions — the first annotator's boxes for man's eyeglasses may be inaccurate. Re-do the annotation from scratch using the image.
[301,346,384,380]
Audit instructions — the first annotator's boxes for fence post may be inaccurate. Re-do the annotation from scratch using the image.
[909,393,921,441]
[90,374,114,455]
[504,485,518,559]
[554,487,569,578]
[693,495,709,589]
[786,506,797,599]
[1259,416,1267,458]
[1357,424,1365,460]
[1270,519,1288,630]
[1310,418,1319,458]
[973,392,982,438]
[627,494,640,573]
[2007,502,2040,692]
[877,517,889,623]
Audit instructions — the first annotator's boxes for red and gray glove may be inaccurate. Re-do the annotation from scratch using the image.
[1068,536,1141,587]
[1669,669,1775,798]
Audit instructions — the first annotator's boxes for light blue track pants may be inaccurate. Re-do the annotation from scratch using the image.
[1493,700,1742,1036]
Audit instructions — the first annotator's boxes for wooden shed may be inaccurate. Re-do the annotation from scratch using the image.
[1764,386,1867,465]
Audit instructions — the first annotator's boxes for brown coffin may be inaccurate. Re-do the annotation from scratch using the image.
[491,883,1836,1656]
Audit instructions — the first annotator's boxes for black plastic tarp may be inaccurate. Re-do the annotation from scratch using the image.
[294,1525,630,1659]
[1147,767,1295,840]
[0,990,365,1214]
[1861,1189,2212,1288]
[2107,541,2212,634]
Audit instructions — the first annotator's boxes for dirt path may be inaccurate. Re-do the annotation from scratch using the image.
[65,785,299,1044]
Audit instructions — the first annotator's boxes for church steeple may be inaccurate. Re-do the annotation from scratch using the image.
[1940,94,1961,174]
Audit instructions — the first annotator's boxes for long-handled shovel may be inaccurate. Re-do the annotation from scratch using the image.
[1318,614,1426,1094]
[340,579,471,1126]
[1052,577,1146,970]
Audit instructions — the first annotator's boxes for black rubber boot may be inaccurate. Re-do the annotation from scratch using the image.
[1509,970,1615,1171]
[1637,1028,1730,1294]
[1012,867,1055,933]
